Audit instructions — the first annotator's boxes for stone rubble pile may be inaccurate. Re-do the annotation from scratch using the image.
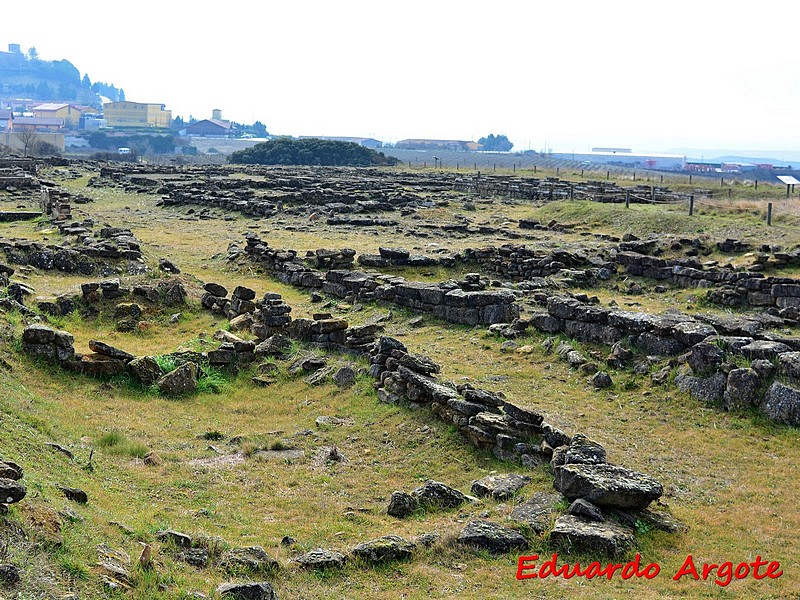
[618,249,800,313]
[519,295,800,425]
[0,219,145,277]
[463,244,615,284]
[370,335,678,554]
[200,283,258,320]
[357,246,448,268]
[20,324,208,394]
[243,235,520,326]
[454,174,690,203]
[89,164,453,219]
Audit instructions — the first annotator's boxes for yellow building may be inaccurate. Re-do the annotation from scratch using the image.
[103,101,172,129]
[31,103,97,128]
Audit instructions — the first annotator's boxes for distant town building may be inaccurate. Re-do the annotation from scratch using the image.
[552,150,685,170]
[686,161,774,174]
[685,161,721,172]
[31,103,98,128]
[80,114,107,130]
[11,116,64,131]
[186,118,235,137]
[396,139,481,152]
[299,136,383,149]
[0,109,12,130]
[721,163,758,173]
[103,101,172,129]
[591,147,632,153]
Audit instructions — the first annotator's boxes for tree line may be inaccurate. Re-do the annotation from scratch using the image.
[0,46,122,106]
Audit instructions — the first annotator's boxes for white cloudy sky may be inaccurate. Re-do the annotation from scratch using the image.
[6,1,800,154]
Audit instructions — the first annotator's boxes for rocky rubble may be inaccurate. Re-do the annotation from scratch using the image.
[454,174,691,203]
[243,235,520,326]
[201,282,259,321]
[1,216,146,278]
[357,246,452,268]
[463,244,615,284]
[618,248,800,314]
[89,164,453,219]
[518,294,800,425]
[19,324,214,395]
[369,335,676,552]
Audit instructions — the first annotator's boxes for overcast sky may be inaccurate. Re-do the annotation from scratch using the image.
[6,1,800,155]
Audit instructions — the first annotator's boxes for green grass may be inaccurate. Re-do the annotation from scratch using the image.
[95,429,150,458]
[153,354,178,373]
[195,364,227,394]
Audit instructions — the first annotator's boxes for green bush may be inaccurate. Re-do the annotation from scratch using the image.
[229,137,398,166]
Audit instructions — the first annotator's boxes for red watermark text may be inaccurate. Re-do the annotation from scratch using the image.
[517,553,782,587]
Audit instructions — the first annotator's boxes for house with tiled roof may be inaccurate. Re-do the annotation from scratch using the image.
[32,103,98,128]
[12,116,64,131]
[185,118,235,137]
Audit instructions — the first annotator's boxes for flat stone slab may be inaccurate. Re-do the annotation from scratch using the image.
[88,340,134,361]
[553,463,663,509]
[739,340,792,360]
[293,548,346,569]
[675,371,726,403]
[0,211,41,222]
[350,535,415,563]
[220,547,279,573]
[411,480,472,509]
[762,381,800,426]
[456,520,528,554]
[216,581,278,600]
[509,492,563,534]
[549,514,635,555]
[470,474,531,500]
[155,529,192,548]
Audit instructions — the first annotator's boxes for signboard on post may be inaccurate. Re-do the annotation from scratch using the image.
[776,175,800,197]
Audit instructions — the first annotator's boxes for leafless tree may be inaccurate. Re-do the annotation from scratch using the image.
[14,130,37,157]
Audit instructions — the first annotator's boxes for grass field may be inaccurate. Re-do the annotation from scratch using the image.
[1,164,800,599]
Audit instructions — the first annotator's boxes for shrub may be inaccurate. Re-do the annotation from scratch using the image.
[229,138,399,166]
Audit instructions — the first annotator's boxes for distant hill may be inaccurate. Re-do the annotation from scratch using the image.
[0,46,123,107]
